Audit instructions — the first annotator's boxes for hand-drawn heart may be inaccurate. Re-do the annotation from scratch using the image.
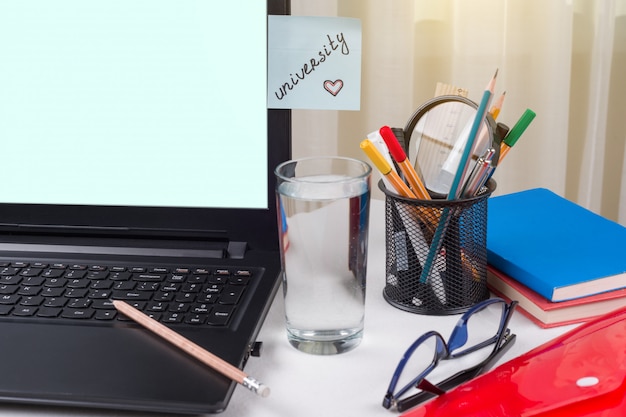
[324,79,343,96]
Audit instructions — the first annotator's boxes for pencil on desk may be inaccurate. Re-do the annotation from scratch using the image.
[112,300,270,398]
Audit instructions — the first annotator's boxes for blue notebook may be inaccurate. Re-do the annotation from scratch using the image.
[487,188,626,302]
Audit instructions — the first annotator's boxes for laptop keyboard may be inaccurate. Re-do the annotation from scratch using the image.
[0,261,257,327]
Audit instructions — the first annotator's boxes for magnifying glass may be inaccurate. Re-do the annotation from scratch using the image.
[403,95,500,199]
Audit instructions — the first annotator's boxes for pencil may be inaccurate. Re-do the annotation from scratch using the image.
[112,300,270,397]
[448,69,497,200]
[419,70,497,284]
[379,126,431,200]
[360,139,417,198]
[489,91,506,119]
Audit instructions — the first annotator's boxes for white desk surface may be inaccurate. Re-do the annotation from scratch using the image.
[0,200,574,417]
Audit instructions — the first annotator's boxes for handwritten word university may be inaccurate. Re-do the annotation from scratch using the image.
[274,33,349,100]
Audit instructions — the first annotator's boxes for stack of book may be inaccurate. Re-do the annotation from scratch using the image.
[486,188,626,328]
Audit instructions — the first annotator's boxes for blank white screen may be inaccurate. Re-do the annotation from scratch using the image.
[0,0,268,208]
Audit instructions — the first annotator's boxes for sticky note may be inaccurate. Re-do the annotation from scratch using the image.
[268,16,362,110]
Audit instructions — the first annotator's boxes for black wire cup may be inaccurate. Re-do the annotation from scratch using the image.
[381,179,496,315]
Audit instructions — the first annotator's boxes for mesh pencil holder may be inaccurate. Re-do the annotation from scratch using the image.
[381,179,496,315]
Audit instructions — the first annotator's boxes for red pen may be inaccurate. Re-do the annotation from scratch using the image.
[379,126,430,200]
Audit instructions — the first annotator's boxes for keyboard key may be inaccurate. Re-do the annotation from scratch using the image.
[113,281,135,291]
[132,273,165,282]
[110,271,131,281]
[68,298,91,309]
[87,271,109,280]
[206,306,234,325]
[0,294,20,304]
[92,300,114,310]
[61,309,94,319]
[67,279,89,289]
[219,286,244,305]
[41,287,65,297]
[185,314,207,325]
[20,268,43,277]
[0,276,22,285]
[95,310,117,320]
[162,312,184,323]
[65,288,88,298]
[44,278,67,288]
[23,276,45,286]
[14,306,38,316]
[0,284,17,294]
[147,302,168,312]
[20,296,44,306]
[18,286,41,296]
[65,270,87,279]
[42,269,64,278]
[0,268,20,276]
[37,307,62,318]
[87,290,112,299]
[43,297,67,308]
[112,291,152,301]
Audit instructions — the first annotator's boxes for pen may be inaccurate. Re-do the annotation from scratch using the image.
[379,125,431,200]
[360,139,417,199]
[113,300,270,397]
[366,130,397,192]
[461,148,495,198]
[500,109,536,160]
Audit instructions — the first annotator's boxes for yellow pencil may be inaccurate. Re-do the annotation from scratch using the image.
[489,91,506,119]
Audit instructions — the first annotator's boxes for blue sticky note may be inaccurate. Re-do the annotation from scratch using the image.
[268,16,361,110]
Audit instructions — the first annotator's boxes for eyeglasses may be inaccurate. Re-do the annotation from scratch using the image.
[383,297,517,411]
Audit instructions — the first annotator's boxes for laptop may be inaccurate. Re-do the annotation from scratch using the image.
[0,0,290,414]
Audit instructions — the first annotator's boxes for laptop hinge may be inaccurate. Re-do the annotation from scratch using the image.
[0,224,247,259]
[227,241,247,259]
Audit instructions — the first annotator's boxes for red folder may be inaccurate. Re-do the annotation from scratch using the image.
[401,305,626,417]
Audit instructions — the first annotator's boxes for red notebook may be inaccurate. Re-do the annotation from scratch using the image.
[487,265,626,328]
[401,305,626,417]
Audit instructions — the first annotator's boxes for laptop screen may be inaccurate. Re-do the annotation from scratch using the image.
[0,1,268,210]
[0,0,290,248]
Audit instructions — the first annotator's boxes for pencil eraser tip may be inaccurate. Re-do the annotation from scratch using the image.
[258,385,271,398]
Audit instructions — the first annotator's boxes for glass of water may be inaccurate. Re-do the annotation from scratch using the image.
[275,156,371,355]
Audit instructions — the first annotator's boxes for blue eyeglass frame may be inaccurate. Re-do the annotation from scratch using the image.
[383,297,517,410]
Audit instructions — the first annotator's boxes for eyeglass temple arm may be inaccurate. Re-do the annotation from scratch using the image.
[396,331,516,413]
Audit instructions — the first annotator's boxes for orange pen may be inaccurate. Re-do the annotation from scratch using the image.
[378,126,430,200]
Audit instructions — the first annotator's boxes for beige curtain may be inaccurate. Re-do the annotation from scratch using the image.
[291,0,626,225]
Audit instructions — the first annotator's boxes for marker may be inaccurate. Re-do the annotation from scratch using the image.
[500,109,536,160]
[379,126,430,200]
[360,139,416,199]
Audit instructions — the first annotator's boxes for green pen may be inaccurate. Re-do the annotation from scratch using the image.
[500,109,536,160]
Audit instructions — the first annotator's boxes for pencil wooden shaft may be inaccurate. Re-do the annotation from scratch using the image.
[500,143,512,160]
[386,170,417,198]
[113,300,245,383]
[397,159,430,200]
